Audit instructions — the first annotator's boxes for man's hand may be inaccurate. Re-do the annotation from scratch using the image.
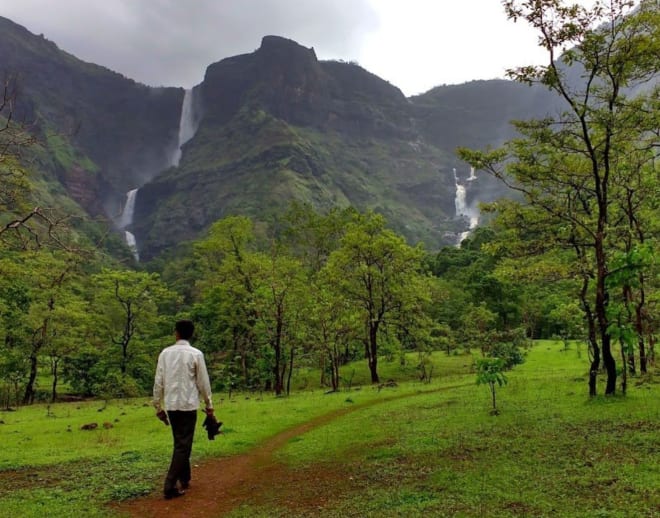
[204,407,214,416]
[156,409,169,426]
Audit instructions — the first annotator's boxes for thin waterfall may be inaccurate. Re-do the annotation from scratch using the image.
[170,88,199,167]
[453,167,479,245]
[118,188,138,229]
[454,168,468,216]
[118,188,139,261]
[117,88,200,261]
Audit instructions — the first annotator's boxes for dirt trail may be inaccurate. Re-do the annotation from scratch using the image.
[115,384,467,518]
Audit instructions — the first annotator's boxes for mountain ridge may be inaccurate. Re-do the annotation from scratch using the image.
[0,17,554,260]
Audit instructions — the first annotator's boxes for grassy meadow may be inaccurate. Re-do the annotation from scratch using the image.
[0,341,658,517]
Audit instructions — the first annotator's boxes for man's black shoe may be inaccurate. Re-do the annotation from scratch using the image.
[164,489,185,500]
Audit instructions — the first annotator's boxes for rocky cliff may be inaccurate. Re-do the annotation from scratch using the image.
[1,21,554,260]
[0,16,182,215]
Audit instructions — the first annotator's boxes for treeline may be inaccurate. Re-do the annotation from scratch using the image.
[2,195,654,406]
[0,205,530,405]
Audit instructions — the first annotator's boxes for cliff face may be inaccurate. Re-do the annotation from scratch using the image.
[134,36,453,258]
[201,36,411,138]
[2,20,555,260]
[134,36,551,258]
[0,16,182,209]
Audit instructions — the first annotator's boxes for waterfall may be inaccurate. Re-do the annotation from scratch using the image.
[116,89,199,261]
[118,188,138,229]
[124,231,139,261]
[454,169,468,216]
[118,188,139,261]
[453,168,479,245]
[170,88,198,167]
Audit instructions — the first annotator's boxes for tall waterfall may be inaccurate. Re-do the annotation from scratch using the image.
[170,88,198,167]
[118,188,138,229]
[453,168,479,245]
[118,188,140,261]
[116,89,199,261]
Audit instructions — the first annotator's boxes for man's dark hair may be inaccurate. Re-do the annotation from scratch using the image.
[175,320,195,340]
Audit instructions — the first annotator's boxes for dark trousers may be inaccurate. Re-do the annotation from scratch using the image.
[164,410,197,493]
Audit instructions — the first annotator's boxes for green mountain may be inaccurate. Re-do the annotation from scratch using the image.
[1,19,555,260]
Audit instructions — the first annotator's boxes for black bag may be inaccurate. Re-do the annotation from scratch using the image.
[202,414,222,440]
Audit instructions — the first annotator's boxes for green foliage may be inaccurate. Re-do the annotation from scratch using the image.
[323,211,432,383]
[459,0,660,395]
[44,131,98,174]
[476,357,508,414]
[476,357,508,387]
[90,269,178,378]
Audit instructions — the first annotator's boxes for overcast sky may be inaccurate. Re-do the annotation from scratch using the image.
[0,0,599,96]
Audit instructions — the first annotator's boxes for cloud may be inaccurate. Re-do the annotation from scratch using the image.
[0,0,379,88]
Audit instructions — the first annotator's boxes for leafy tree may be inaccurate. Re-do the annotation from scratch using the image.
[277,202,356,274]
[0,250,84,404]
[252,250,307,395]
[323,212,431,383]
[476,357,508,415]
[194,216,261,388]
[460,0,659,395]
[91,269,177,378]
[303,281,360,391]
[44,288,92,401]
[460,303,497,355]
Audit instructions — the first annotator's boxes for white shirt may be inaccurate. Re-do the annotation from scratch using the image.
[153,340,213,412]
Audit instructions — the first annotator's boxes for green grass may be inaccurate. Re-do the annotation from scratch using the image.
[1,342,658,517]
[238,341,660,517]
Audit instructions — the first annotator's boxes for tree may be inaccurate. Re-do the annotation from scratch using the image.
[460,303,498,355]
[91,269,177,377]
[304,279,361,391]
[323,212,431,383]
[252,250,307,396]
[277,202,356,274]
[0,250,83,404]
[476,357,508,415]
[460,0,659,395]
[44,289,91,402]
[194,216,261,389]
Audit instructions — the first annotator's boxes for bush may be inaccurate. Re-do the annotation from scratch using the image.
[488,341,525,369]
[95,372,144,399]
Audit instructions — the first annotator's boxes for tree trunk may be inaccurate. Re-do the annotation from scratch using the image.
[595,235,616,395]
[588,343,600,397]
[635,305,647,374]
[121,339,129,375]
[602,334,616,395]
[332,358,340,392]
[580,276,600,397]
[286,345,294,396]
[23,353,38,405]
[368,323,379,384]
[272,339,282,396]
[51,357,59,403]
[620,340,627,395]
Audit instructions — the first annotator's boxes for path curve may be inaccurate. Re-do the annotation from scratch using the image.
[115,383,468,517]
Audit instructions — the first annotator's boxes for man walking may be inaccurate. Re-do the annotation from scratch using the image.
[153,319,214,499]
